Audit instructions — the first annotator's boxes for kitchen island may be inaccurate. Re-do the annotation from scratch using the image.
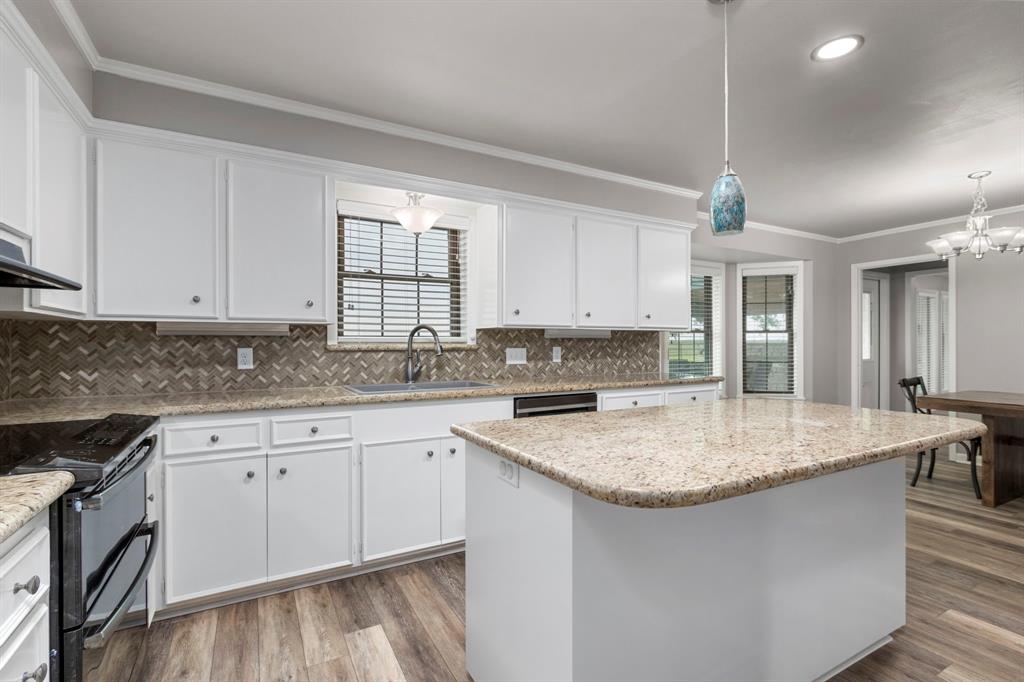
[452,399,986,682]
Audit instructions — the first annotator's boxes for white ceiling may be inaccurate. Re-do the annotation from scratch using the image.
[70,0,1024,238]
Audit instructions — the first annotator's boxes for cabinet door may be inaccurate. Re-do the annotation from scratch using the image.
[638,225,691,329]
[268,445,352,580]
[601,391,665,411]
[226,161,328,321]
[577,217,636,328]
[440,436,466,543]
[32,80,86,315]
[96,139,219,318]
[0,33,34,236]
[0,604,49,682]
[502,206,574,327]
[361,437,440,561]
[164,453,267,603]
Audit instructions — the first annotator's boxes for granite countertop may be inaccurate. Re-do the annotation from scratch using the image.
[0,374,723,426]
[0,472,75,544]
[452,398,987,509]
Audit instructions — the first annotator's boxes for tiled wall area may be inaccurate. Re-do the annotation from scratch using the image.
[0,321,661,400]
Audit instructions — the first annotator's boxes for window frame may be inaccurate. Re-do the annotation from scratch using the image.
[734,261,806,400]
[663,260,724,381]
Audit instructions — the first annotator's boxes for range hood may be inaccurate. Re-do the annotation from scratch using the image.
[0,226,81,290]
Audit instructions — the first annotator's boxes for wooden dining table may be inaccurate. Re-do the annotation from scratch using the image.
[917,391,1024,507]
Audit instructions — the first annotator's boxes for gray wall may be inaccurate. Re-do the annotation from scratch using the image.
[12,0,92,108]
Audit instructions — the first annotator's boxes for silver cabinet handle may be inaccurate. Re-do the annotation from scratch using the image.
[449,447,457,455]
[310,425,319,434]
[192,295,201,303]
[279,467,287,475]
[512,308,520,315]
[246,470,255,479]
[13,575,40,595]
[21,663,47,682]
[631,400,638,406]
[210,434,220,443]
[305,299,314,308]
[585,312,591,318]
[427,450,434,458]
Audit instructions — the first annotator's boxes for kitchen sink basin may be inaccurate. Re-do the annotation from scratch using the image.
[345,380,496,395]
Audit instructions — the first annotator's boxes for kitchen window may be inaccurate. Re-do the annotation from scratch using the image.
[666,262,723,379]
[337,215,468,341]
[736,262,805,398]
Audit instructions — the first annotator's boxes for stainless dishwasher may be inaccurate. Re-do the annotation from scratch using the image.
[513,392,598,418]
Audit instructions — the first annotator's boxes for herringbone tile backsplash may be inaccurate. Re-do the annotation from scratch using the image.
[0,321,660,400]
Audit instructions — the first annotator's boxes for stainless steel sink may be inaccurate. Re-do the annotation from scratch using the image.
[345,380,496,395]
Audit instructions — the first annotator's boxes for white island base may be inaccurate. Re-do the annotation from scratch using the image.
[465,446,906,682]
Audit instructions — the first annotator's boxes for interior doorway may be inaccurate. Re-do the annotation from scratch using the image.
[859,272,889,409]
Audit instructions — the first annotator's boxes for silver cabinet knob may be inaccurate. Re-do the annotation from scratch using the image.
[427,450,434,458]
[631,400,638,406]
[449,447,457,455]
[585,312,591,318]
[279,467,287,475]
[192,295,201,303]
[513,308,520,315]
[691,395,697,401]
[310,425,319,434]
[21,663,47,682]
[246,470,255,479]
[210,434,220,443]
[13,575,40,595]
[645,313,652,319]
[147,493,155,502]
[305,299,314,308]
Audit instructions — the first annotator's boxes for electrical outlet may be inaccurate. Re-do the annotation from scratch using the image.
[551,346,562,363]
[497,459,520,488]
[505,347,527,365]
[237,347,254,370]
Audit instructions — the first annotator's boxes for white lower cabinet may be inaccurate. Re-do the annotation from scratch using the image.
[164,452,268,603]
[0,603,49,682]
[440,436,466,543]
[268,445,352,579]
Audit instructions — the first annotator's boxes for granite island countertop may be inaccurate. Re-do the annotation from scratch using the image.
[452,398,987,508]
[0,374,723,426]
[0,472,75,543]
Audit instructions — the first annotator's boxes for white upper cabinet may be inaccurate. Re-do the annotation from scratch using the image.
[226,161,329,322]
[32,80,85,315]
[502,205,574,327]
[637,224,691,329]
[0,32,33,236]
[576,217,636,328]
[96,139,219,318]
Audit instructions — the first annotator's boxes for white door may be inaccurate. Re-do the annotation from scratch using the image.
[860,277,881,409]
[440,436,466,543]
[163,453,267,603]
[32,79,86,315]
[0,33,34,235]
[502,205,574,327]
[638,225,691,329]
[361,437,441,561]
[268,445,352,580]
[226,161,328,321]
[576,217,636,328]
[96,139,219,318]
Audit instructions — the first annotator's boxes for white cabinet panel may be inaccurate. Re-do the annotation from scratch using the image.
[600,391,665,411]
[638,225,691,329]
[361,437,441,561]
[0,603,49,682]
[96,139,219,318]
[0,33,34,236]
[227,161,328,321]
[164,453,267,603]
[268,445,352,579]
[502,206,574,327]
[576,217,636,328]
[440,436,466,543]
[665,388,717,405]
[33,80,85,315]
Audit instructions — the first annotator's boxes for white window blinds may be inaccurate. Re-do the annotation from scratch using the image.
[742,273,796,394]
[915,290,950,393]
[668,271,723,378]
[338,216,467,341]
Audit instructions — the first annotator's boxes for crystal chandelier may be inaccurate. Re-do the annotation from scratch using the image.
[927,171,1023,260]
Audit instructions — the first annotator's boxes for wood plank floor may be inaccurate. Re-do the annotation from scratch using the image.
[87,456,1023,682]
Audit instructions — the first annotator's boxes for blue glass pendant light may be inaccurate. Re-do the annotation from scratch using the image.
[709,0,746,236]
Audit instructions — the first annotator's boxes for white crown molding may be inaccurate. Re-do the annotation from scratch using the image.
[48,1,702,201]
[696,211,842,244]
[836,203,1024,244]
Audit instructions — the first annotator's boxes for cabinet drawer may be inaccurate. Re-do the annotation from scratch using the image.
[164,419,263,457]
[665,389,717,405]
[0,603,49,682]
[0,525,49,643]
[270,413,352,448]
[601,391,664,411]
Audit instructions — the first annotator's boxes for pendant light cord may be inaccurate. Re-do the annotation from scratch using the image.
[723,0,729,167]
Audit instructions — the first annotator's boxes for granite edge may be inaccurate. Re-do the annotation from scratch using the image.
[0,471,75,544]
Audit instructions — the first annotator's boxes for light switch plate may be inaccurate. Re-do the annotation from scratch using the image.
[505,347,527,365]
[237,347,254,370]
[551,346,562,363]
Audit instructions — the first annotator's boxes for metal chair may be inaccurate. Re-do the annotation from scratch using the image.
[898,377,981,499]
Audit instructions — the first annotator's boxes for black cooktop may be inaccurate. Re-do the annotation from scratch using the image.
[0,413,158,481]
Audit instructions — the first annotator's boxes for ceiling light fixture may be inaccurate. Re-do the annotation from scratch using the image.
[926,171,1023,261]
[708,0,745,236]
[391,192,444,235]
[811,35,864,62]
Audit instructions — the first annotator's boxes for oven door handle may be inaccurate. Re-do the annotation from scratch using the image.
[82,520,159,650]
[81,434,158,511]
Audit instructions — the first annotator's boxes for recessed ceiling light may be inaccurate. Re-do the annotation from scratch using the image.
[811,35,864,62]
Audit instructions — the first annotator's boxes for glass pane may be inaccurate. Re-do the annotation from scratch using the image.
[861,292,871,360]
